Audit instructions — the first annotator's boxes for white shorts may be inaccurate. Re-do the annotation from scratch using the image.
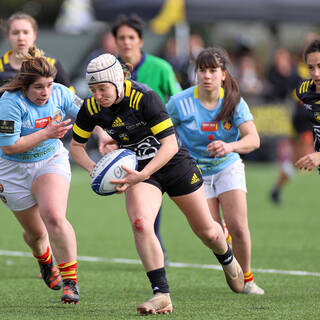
[203,159,247,199]
[0,142,71,212]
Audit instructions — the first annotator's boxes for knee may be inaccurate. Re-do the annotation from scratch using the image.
[198,228,221,246]
[22,229,47,243]
[229,224,250,241]
[132,216,153,236]
[42,210,65,232]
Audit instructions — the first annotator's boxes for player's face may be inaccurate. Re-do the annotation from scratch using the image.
[197,66,226,92]
[26,77,54,106]
[89,83,118,107]
[306,52,320,92]
[6,19,37,55]
[115,25,144,61]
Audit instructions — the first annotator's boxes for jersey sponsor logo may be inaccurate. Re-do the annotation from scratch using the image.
[223,120,232,131]
[201,122,218,131]
[304,104,312,110]
[1,195,7,204]
[190,173,200,184]
[0,184,3,193]
[0,120,14,133]
[124,136,159,160]
[35,117,51,128]
[112,117,125,127]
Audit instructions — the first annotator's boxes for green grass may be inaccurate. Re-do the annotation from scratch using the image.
[0,162,320,319]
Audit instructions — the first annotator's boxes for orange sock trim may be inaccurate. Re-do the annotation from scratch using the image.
[58,261,78,282]
[244,270,254,283]
[33,246,52,264]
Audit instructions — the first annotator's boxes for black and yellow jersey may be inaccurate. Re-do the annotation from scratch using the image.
[73,79,191,168]
[296,79,320,151]
[0,50,74,92]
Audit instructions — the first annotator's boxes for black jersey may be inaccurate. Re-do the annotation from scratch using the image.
[73,79,191,169]
[0,50,73,90]
[296,79,320,151]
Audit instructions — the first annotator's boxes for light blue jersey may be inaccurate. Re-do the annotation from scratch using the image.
[0,83,80,162]
[166,85,253,175]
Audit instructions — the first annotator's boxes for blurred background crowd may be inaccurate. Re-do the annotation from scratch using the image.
[1,0,320,167]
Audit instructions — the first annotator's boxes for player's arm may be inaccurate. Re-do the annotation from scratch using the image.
[2,119,72,155]
[70,138,96,174]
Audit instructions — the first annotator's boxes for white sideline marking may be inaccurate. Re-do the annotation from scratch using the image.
[0,249,319,277]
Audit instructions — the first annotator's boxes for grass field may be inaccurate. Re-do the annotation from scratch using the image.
[0,162,320,319]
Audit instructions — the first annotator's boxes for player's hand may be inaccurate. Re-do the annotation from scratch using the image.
[295,152,320,171]
[207,140,233,157]
[110,165,148,193]
[45,118,72,139]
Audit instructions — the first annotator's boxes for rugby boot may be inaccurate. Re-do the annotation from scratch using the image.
[221,257,244,293]
[137,292,172,315]
[38,260,63,290]
[61,279,80,304]
[242,281,265,295]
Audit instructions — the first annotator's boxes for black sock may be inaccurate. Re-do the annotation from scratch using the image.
[146,267,170,294]
[214,245,234,265]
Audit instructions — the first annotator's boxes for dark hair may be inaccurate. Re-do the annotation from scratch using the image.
[195,47,240,121]
[0,46,57,94]
[112,14,145,39]
[304,39,320,63]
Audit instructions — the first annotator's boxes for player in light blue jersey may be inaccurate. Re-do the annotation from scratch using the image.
[167,47,264,295]
[0,47,81,304]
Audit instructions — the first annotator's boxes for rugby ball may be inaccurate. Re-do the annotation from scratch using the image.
[91,149,138,196]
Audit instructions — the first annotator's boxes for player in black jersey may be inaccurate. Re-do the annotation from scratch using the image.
[0,12,74,92]
[295,39,320,171]
[70,53,244,315]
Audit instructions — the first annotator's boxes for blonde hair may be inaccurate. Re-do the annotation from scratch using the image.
[3,11,38,35]
[0,46,57,94]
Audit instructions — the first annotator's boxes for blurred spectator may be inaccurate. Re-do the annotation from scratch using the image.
[161,33,205,89]
[269,39,318,205]
[85,30,118,67]
[237,55,263,105]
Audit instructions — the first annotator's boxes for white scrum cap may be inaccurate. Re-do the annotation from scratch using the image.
[86,53,124,98]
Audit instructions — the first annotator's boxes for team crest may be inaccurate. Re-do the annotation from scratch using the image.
[223,120,232,131]
[119,133,129,141]
[314,112,320,123]
[53,110,63,123]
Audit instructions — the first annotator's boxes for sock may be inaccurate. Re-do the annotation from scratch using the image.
[214,245,234,265]
[146,267,170,294]
[244,270,254,283]
[33,246,52,265]
[58,261,78,282]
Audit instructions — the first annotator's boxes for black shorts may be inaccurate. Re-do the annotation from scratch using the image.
[142,156,203,197]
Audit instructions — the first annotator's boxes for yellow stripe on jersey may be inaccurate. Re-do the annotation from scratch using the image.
[133,92,141,110]
[194,85,199,98]
[73,123,92,139]
[219,87,224,98]
[130,89,136,108]
[0,59,3,72]
[299,80,313,94]
[135,92,143,110]
[92,97,101,112]
[3,51,10,64]
[151,118,174,135]
[125,80,132,97]
[91,97,98,113]
[87,99,94,115]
